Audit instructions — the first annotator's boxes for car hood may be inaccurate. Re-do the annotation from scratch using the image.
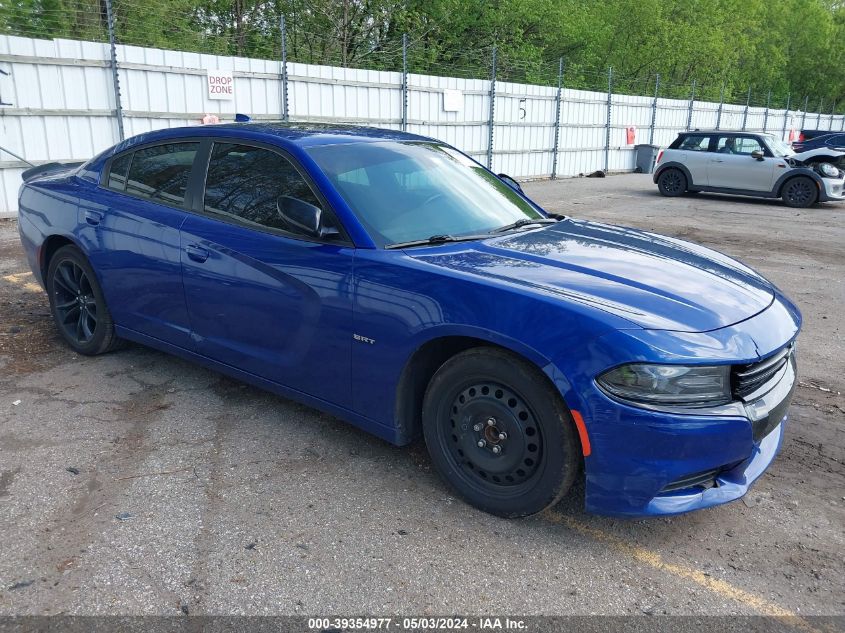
[409,219,775,332]
[789,147,845,161]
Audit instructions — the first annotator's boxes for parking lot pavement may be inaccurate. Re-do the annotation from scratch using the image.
[0,174,843,619]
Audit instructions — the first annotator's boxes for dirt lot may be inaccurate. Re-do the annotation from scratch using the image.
[0,174,843,622]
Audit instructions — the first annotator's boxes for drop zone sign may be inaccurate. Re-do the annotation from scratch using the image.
[207,70,235,100]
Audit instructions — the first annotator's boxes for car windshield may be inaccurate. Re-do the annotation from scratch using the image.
[763,134,794,157]
[305,141,544,247]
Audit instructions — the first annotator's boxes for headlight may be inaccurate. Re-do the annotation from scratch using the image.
[818,162,840,178]
[597,364,732,408]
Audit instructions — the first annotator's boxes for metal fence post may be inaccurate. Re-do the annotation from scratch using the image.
[685,79,696,131]
[781,93,791,140]
[715,83,724,130]
[605,67,612,173]
[280,15,289,121]
[741,87,751,131]
[401,33,408,131]
[829,101,836,131]
[648,74,659,144]
[763,90,771,132]
[816,99,823,128]
[486,46,497,170]
[551,57,564,180]
[105,0,124,141]
[801,96,808,130]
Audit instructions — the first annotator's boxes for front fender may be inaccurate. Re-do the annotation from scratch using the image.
[773,167,825,196]
[350,251,625,441]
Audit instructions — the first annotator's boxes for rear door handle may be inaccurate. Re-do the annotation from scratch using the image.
[711,159,725,163]
[84,210,103,225]
[185,244,209,263]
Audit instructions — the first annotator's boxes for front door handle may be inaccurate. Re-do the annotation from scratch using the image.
[84,210,103,225]
[711,159,725,163]
[185,244,209,263]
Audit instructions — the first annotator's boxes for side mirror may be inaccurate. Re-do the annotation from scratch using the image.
[277,196,338,239]
[497,173,523,194]
[750,149,765,161]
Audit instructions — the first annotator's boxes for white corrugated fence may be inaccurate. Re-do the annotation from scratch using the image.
[1,34,844,215]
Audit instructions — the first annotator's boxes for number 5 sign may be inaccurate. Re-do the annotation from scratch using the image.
[207,70,235,100]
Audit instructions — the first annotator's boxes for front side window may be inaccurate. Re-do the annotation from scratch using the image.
[306,141,543,247]
[203,143,325,236]
[717,136,763,156]
[678,135,710,151]
[125,142,199,206]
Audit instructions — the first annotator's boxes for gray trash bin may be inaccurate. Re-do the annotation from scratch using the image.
[634,144,660,174]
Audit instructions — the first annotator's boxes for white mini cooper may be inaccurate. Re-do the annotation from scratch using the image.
[654,130,845,208]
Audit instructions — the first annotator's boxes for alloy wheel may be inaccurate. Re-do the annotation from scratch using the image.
[51,260,98,344]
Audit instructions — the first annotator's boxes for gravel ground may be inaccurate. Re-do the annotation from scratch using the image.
[0,174,842,621]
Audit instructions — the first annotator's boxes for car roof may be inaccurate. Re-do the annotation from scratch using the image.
[679,130,773,136]
[119,121,434,151]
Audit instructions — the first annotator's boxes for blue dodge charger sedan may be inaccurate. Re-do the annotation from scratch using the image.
[17,123,800,518]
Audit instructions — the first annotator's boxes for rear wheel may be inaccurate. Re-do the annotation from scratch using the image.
[657,168,687,196]
[781,176,818,208]
[46,245,121,355]
[422,347,580,518]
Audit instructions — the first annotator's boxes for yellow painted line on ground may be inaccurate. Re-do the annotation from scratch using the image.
[2,271,42,293]
[543,510,827,632]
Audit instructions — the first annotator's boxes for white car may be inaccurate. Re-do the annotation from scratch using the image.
[653,130,845,207]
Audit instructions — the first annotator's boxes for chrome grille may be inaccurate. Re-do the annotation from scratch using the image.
[732,344,793,400]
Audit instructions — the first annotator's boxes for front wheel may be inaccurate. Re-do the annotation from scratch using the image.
[46,245,122,355]
[781,176,818,208]
[657,168,687,197]
[422,348,581,518]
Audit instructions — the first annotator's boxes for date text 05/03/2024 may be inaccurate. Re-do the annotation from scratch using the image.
[307,617,527,630]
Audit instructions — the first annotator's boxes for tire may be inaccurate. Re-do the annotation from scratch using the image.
[781,176,818,208]
[422,347,580,518]
[46,244,122,355]
[657,168,687,197]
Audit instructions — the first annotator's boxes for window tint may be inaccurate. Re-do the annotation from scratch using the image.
[678,135,710,151]
[125,143,199,205]
[203,143,324,235]
[107,153,132,191]
[716,136,763,155]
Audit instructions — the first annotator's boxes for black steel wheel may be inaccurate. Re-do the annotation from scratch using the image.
[47,245,121,355]
[781,176,818,208]
[422,347,580,517]
[657,168,686,197]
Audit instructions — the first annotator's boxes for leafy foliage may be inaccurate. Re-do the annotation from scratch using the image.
[1,0,843,106]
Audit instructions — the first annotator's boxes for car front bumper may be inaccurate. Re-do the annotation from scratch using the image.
[579,355,795,517]
[819,177,845,202]
[562,294,801,518]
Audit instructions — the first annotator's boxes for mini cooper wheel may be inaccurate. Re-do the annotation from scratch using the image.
[422,347,580,518]
[781,176,818,208]
[657,168,686,197]
[47,245,121,355]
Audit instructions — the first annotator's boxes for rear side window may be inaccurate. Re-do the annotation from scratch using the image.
[125,142,199,206]
[203,143,323,233]
[107,153,132,191]
[677,135,710,151]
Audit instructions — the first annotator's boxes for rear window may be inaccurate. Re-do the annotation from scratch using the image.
[125,142,199,206]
